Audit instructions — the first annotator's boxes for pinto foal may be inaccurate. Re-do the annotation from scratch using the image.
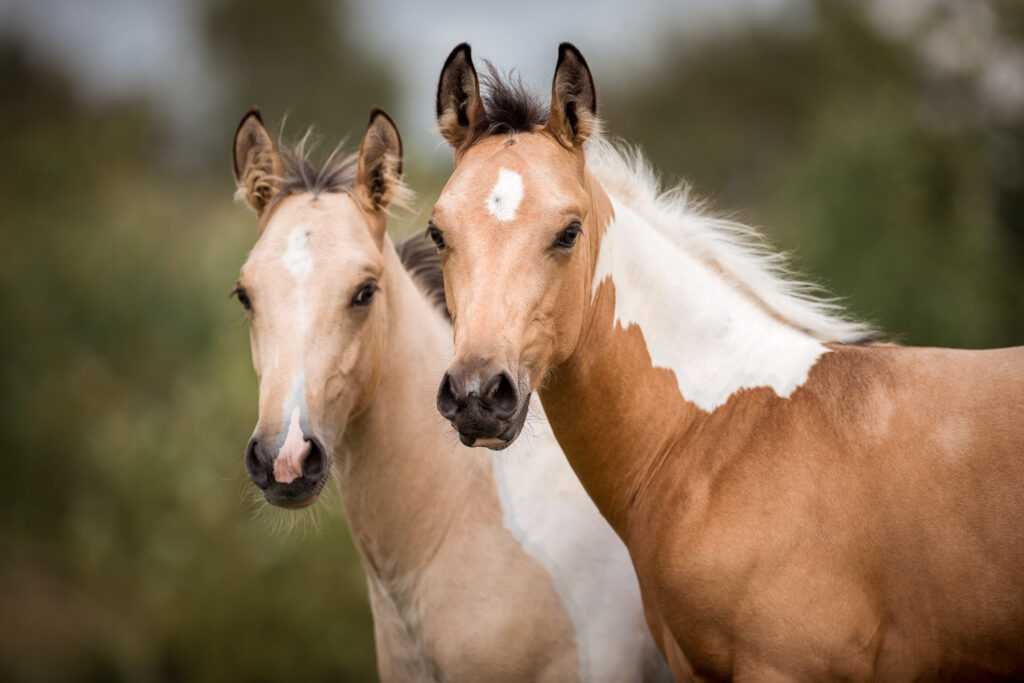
[230,107,670,682]
[430,43,1024,681]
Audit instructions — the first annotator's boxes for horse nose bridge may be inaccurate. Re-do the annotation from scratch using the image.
[450,291,525,364]
[450,356,506,393]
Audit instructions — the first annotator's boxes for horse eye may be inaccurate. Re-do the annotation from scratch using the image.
[352,281,379,307]
[426,225,446,250]
[233,285,252,311]
[553,222,582,249]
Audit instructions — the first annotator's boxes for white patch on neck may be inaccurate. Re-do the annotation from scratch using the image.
[485,168,524,222]
[493,401,663,681]
[283,226,313,282]
[592,197,828,412]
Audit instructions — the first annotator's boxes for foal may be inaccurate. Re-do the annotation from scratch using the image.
[430,44,1024,681]
[230,107,670,682]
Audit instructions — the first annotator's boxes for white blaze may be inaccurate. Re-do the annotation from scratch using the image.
[274,405,307,484]
[592,197,828,412]
[278,227,313,459]
[485,168,524,222]
[283,226,313,282]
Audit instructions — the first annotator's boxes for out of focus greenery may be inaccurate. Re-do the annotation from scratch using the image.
[605,1,1024,347]
[0,0,1021,681]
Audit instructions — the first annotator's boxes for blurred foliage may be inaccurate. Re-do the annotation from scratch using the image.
[205,0,397,160]
[0,10,378,682]
[604,0,1024,347]
[1,0,1022,680]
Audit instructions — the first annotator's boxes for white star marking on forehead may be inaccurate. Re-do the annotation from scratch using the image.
[486,168,524,222]
[283,226,313,283]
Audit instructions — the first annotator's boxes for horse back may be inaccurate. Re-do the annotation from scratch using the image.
[627,343,1024,679]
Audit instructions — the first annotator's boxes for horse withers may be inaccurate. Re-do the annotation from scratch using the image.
[230,106,670,682]
[429,43,1024,681]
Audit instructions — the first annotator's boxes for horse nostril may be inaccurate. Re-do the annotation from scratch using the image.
[437,372,461,420]
[301,440,327,481]
[484,372,518,420]
[245,438,270,489]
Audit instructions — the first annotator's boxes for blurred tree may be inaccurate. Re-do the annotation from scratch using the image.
[0,40,379,681]
[205,0,397,153]
[603,0,1024,348]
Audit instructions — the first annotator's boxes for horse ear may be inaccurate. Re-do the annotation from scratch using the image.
[232,107,282,215]
[435,43,484,149]
[356,107,408,219]
[547,43,599,147]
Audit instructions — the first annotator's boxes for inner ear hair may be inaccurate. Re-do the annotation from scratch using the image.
[549,42,600,146]
[435,43,484,149]
[233,107,282,214]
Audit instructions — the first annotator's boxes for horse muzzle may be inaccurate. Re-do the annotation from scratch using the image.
[436,361,531,450]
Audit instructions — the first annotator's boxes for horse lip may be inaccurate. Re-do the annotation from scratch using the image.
[471,393,531,450]
[471,437,508,448]
[266,492,319,509]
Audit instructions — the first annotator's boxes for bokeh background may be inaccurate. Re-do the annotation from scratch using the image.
[1,0,1022,680]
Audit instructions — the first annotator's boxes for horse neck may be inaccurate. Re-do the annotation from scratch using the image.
[540,172,828,534]
[335,239,480,579]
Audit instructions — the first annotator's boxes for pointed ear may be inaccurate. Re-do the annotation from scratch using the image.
[232,107,282,215]
[435,43,484,149]
[355,107,407,216]
[547,43,599,147]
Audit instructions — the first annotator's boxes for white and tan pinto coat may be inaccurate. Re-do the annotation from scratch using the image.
[231,108,671,682]
[431,45,1024,682]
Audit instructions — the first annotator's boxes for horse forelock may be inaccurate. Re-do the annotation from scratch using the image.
[463,62,549,148]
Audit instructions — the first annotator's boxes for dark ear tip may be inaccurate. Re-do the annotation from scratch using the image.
[557,42,586,64]
[364,106,403,168]
[437,43,478,119]
[238,106,263,129]
[443,42,473,69]
[234,106,267,179]
[368,106,395,126]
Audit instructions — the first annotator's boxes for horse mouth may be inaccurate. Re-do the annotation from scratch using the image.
[458,393,531,451]
[266,493,319,509]
[262,472,329,509]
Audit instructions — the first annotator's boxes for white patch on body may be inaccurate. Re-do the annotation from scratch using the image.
[485,168,524,222]
[283,226,314,282]
[592,197,828,412]
[493,402,666,682]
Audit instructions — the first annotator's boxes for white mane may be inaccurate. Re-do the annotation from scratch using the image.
[585,137,875,344]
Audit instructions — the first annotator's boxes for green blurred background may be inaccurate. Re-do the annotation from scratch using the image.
[1,0,1021,680]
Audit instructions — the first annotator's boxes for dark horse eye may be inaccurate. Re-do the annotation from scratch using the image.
[426,225,446,250]
[352,281,379,307]
[553,222,582,249]
[233,285,252,311]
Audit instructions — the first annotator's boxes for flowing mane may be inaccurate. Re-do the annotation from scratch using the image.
[396,232,450,322]
[585,136,877,344]
[469,67,874,344]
